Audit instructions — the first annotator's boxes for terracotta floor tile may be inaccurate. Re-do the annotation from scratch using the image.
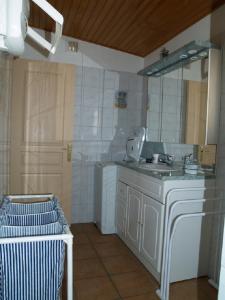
[94,241,131,258]
[75,258,108,280]
[197,278,218,297]
[74,232,90,245]
[75,277,119,300]
[111,271,158,298]
[170,278,217,300]
[69,224,218,300]
[122,293,159,300]
[102,254,145,275]
[74,243,97,260]
[70,223,84,234]
[88,231,121,244]
[71,223,99,234]
[81,223,100,233]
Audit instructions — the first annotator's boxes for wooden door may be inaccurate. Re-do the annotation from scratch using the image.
[140,195,164,272]
[126,187,142,251]
[10,59,74,222]
[0,54,12,195]
[185,80,207,145]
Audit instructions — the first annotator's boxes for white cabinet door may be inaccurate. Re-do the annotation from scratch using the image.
[126,187,142,251]
[116,181,127,238]
[140,194,164,272]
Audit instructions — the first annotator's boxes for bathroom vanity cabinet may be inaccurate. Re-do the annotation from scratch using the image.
[117,177,164,278]
[115,165,215,283]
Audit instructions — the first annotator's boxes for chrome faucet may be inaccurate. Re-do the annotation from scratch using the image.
[183,153,193,165]
[158,153,175,166]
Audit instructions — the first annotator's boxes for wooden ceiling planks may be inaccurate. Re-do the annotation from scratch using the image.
[84,0,115,41]
[29,0,225,57]
[109,0,161,47]
[101,0,141,46]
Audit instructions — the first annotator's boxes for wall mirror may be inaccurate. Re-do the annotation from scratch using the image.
[140,42,221,148]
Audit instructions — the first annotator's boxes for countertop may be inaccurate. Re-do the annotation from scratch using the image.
[115,161,216,181]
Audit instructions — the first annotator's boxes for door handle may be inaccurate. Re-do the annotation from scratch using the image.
[67,143,72,162]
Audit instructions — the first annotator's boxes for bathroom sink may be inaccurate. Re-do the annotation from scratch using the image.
[138,163,178,172]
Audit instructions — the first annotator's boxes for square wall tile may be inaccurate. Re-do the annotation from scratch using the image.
[83,87,102,108]
[80,126,100,140]
[128,74,138,91]
[103,89,116,108]
[81,107,100,127]
[148,111,161,130]
[137,75,144,92]
[136,92,143,110]
[74,85,83,106]
[73,105,81,127]
[75,66,83,87]
[148,77,161,94]
[102,108,114,128]
[83,67,103,89]
[119,72,129,90]
[147,129,160,142]
[148,93,161,112]
[127,93,137,110]
[104,70,119,89]
[101,127,114,141]
[73,126,82,140]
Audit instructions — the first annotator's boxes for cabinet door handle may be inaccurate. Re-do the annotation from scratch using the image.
[67,143,72,162]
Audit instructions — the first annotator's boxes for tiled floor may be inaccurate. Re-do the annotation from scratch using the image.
[62,223,217,300]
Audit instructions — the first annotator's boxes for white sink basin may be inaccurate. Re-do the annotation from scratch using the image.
[138,163,178,172]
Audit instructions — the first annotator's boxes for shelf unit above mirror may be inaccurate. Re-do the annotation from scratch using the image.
[138,41,219,77]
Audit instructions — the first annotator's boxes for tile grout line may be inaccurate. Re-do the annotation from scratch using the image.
[84,229,123,300]
[73,226,153,299]
[84,225,157,300]
[71,224,218,300]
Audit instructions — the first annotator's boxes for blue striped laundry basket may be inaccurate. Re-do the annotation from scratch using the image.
[0,195,69,300]
[0,210,59,226]
[1,197,57,215]
[0,221,64,238]
[0,240,65,300]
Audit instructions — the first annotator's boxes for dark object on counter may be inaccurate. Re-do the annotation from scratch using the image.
[146,158,153,163]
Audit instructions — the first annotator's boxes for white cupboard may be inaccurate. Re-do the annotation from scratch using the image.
[140,194,164,273]
[116,180,164,280]
[115,165,215,283]
[126,187,142,251]
[116,181,127,239]
[218,220,225,299]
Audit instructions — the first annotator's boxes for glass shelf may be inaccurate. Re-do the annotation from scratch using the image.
[138,40,219,77]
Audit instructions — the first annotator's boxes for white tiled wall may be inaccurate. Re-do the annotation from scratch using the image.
[72,66,144,223]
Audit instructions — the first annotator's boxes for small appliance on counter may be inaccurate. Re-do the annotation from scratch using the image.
[125,127,146,162]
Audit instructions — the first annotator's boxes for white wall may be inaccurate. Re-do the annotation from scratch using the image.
[144,15,211,66]
[22,29,144,73]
